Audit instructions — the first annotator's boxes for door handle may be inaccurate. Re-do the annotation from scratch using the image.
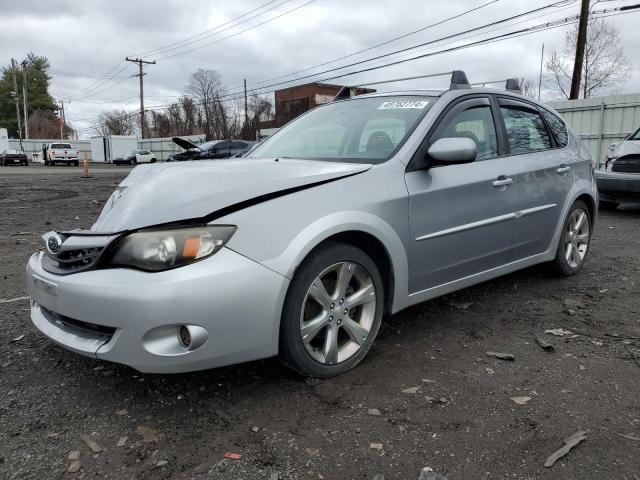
[492,176,514,187]
[556,165,571,174]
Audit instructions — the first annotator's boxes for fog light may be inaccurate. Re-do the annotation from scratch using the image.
[179,326,191,348]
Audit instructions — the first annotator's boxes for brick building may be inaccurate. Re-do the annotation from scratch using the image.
[274,83,375,127]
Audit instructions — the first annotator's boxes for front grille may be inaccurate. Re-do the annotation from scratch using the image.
[42,247,105,275]
[612,155,640,173]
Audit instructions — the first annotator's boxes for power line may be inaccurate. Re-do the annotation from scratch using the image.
[49,70,130,80]
[65,61,128,100]
[220,0,577,99]
[244,0,504,89]
[74,3,640,134]
[153,0,317,61]
[142,0,295,59]
[132,0,285,57]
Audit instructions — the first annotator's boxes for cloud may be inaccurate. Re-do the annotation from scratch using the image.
[1,0,638,136]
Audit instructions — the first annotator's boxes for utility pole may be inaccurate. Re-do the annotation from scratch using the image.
[125,57,156,139]
[537,43,544,102]
[21,60,29,139]
[244,78,248,140]
[10,58,23,151]
[60,100,66,140]
[570,0,590,100]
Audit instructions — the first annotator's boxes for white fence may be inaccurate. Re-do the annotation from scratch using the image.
[549,93,640,167]
[9,138,91,162]
[138,135,205,161]
[9,135,206,162]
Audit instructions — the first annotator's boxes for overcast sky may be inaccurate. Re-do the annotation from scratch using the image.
[2,0,639,137]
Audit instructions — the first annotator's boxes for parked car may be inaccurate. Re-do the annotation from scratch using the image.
[0,149,28,166]
[26,72,597,378]
[113,149,156,165]
[595,126,640,209]
[167,138,254,161]
[43,142,80,166]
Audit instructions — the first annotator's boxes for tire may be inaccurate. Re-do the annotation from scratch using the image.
[279,242,384,378]
[151,158,156,163]
[599,200,619,210]
[74,161,79,167]
[550,200,592,277]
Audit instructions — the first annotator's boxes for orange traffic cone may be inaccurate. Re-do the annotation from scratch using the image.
[82,153,91,178]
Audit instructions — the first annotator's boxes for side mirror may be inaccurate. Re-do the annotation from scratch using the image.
[427,137,477,165]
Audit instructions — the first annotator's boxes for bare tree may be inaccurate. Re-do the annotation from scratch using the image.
[519,77,538,99]
[93,110,136,136]
[188,69,225,140]
[28,109,75,139]
[244,94,274,140]
[545,17,631,99]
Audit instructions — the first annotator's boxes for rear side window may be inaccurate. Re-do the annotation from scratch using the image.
[500,103,551,154]
[232,141,248,149]
[540,109,568,148]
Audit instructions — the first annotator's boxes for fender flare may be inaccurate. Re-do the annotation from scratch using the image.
[261,210,410,313]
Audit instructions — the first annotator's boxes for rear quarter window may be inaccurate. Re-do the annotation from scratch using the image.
[540,109,568,148]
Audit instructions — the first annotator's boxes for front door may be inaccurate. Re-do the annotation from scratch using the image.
[406,96,515,293]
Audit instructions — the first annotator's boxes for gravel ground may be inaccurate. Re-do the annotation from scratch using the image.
[0,167,639,480]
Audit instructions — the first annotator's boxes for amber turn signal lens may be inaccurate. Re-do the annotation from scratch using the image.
[182,237,200,258]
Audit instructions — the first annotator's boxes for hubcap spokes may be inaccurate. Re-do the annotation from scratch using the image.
[565,209,589,268]
[300,262,376,365]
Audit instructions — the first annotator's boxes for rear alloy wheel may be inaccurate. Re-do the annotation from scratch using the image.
[280,242,384,377]
[551,200,592,276]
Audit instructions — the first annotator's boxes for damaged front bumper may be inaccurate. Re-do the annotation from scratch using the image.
[26,249,289,373]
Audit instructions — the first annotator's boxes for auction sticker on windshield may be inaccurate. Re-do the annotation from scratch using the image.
[378,100,429,110]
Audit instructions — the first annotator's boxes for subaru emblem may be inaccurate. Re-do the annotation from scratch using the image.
[47,234,63,255]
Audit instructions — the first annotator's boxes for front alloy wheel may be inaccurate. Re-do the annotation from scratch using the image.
[280,242,384,377]
[301,262,376,365]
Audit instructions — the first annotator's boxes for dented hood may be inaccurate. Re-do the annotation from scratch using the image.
[92,158,371,232]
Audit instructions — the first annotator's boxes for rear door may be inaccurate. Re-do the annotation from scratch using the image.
[496,97,574,259]
[406,95,515,293]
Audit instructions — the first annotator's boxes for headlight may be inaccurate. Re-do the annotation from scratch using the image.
[105,225,236,271]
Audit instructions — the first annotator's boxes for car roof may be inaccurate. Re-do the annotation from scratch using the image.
[344,87,556,113]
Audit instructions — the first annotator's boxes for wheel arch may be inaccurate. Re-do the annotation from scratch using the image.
[304,230,395,315]
[575,192,596,228]
[266,212,410,315]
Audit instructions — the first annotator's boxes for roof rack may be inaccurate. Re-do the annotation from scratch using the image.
[333,70,470,101]
[470,78,522,93]
[332,72,525,100]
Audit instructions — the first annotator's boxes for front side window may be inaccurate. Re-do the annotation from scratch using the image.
[500,104,551,154]
[540,109,568,148]
[431,104,498,161]
[247,96,434,164]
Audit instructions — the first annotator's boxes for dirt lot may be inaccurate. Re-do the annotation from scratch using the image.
[0,166,639,480]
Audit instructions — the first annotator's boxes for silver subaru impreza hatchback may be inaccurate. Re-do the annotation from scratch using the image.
[26,72,597,377]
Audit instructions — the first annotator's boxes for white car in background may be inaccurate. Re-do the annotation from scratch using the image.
[112,149,157,165]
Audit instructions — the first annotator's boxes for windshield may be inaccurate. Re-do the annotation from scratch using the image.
[630,127,640,141]
[247,96,434,163]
